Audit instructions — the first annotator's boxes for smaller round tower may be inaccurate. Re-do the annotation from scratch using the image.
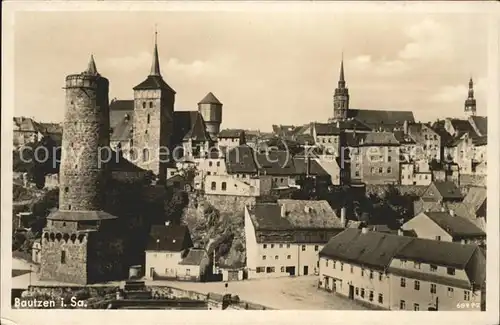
[198,92,222,139]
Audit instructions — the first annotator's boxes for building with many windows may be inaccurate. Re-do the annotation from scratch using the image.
[244,200,347,279]
[318,228,486,311]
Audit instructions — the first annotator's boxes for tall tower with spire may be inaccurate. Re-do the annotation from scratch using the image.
[464,77,477,117]
[132,29,175,181]
[40,55,120,284]
[333,56,350,121]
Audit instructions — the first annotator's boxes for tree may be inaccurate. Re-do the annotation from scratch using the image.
[29,188,59,234]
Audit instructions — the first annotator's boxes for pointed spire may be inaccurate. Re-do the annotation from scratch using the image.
[339,52,345,82]
[150,26,161,76]
[337,53,346,89]
[468,77,474,98]
[85,54,99,75]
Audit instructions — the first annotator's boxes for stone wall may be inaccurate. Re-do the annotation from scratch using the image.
[204,194,257,214]
[40,232,89,284]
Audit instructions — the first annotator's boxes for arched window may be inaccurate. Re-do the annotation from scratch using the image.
[211,182,216,190]
[143,148,149,162]
[221,182,227,191]
[142,102,146,109]
[149,101,153,108]
[147,114,151,124]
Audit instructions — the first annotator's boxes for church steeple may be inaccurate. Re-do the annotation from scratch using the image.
[332,55,350,121]
[338,54,345,87]
[464,77,477,117]
[150,29,161,76]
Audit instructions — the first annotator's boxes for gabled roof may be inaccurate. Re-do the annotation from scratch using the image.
[432,181,463,200]
[111,114,133,141]
[319,228,414,270]
[343,132,368,147]
[218,129,245,138]
[421,211,485,237]
[347,109,415,129]
[463,187,487,213]
[248,200,343,230]
[361,132,400,146]
[226,145,258,174]
[449,118,475,135]
[146,224,192,251]
[133,75,176,93]
[179,248,208,266]
[292,157,330,177]
[198,92,222,105]
[393,130,416,144]
[469,116,487,137]
[110,100,134,129]
[173,111,211,143]
[314,123,341,136]
[321,229,486,285]
[255,151,295,175]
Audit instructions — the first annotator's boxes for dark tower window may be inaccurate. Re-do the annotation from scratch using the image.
[61,250,66,264]
[68,205,71,210]
[64,187,69,193]
[149,101,153,108]
[143,148,149,162]
[142,102,146,109]
[70,101,74,105]
[221,182,227,191]
[147,114,151,124]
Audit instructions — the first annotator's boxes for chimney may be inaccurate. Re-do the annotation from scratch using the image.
[403,120,409,135]
[340,207,347,227]
[361,227,368,234]
[398,229,404,236]
[165,221,171,226]
[124,114,130,122]
[281,204,286,218]
[449,209,455,217]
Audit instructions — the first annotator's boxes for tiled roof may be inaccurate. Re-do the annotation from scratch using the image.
[463,187,487,213]
[361,132,400,146]
[343,133,368,147]
[395,238,485,285]
[314,123,341,135]
[47,209,117,221]
[249,200,343,230]
[292,157,330,176]
[472,136,487,146]
[133,75,176,93]
[198,92,222,105]
[432,181,463,200]
[218,129,245,138]
[347,109,415,129]
[321,229,486,285]
[108,151,147,172]
[469,116,487,136]
[147,224,191,251]
[39,122,62,135]
[179,248,208,265]
[109,100,134,129]
[173,111,211,142]
[423,211,485,237]
[226,145,258,174]
[319,228,414,270]
[256,151,295,175]
[449,118,475,135]
[393,131,415,144]
[430,123,454,146]
[111,114,133,141]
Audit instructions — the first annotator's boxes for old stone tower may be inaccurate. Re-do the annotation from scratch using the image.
[333,57,350,121]
[198,92,223,139]
[40,56,120,285]
[464,77,477,117]
[132,31,175,181]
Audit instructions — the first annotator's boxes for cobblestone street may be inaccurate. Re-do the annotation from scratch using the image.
[145,276,371,310]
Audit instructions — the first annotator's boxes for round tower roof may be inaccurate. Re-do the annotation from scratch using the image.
[198,92,222,105]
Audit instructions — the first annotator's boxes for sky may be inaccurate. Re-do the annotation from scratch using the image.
[14,11,490,131]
